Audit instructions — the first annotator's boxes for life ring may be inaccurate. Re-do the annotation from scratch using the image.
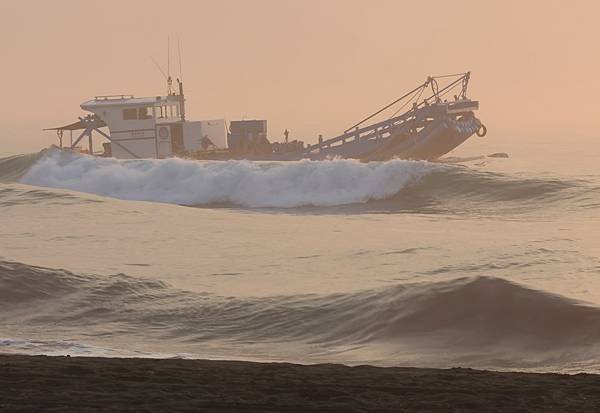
[158,126,170,140]
[476,124,487,137]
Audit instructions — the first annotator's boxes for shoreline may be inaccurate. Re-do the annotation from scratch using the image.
[2,354,600,412]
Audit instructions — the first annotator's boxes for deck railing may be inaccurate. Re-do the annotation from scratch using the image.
[94,94,134,101]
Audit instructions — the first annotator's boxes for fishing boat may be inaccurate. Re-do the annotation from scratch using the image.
[45,72,486,162]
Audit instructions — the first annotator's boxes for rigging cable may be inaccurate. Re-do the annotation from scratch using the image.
[344,81,428,133]
[430,72,467,79]
[389,84,425,119]
[150,57,168,80]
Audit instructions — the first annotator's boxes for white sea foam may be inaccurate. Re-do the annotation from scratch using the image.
[19,149,441,207]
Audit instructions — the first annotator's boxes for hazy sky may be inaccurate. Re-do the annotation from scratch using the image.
[1,0,598,154]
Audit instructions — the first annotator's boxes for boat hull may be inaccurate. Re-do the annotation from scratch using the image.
[192,115,483,162]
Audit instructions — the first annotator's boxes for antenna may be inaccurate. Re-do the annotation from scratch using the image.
[177,38,183,81]
[150,57,168,80]
[175,37,186,120]
[167,37,173,95]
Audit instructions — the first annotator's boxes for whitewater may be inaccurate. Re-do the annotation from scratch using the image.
[18,149,443,207]
[1,146,599,373]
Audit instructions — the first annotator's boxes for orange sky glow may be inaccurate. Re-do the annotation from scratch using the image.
[1,0,599,154]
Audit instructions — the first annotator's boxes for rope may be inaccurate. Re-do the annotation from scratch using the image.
[344,81,428,133]
[430,72,467,79]
[434,81,463,101]
[389,85,425,119]
[344,73,469,135]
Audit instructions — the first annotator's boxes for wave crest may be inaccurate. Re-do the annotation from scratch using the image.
[3,261,600,354]
[1,147,594,210]
[18,148,439,207]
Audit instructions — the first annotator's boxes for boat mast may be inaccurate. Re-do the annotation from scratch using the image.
[167,37,173,96]
[177,38,186,121]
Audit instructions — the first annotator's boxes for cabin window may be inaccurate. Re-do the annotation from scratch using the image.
[122,108,138,120]
[167,105,179,118]
[152,104,180,120]
[138,107,152,120]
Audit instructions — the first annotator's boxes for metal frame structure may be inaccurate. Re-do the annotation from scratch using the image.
[44,72,483,161]
[303,73,474,155]
[45,114,141,158]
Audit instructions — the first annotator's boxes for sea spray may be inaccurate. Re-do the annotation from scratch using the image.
[0,148,592,212]
[19,148,441,207]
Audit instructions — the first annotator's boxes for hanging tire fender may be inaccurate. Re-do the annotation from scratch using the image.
[476,124,487,137]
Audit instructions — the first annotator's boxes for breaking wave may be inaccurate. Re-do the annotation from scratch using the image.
[16,149,440,207]
[0,147,594,210]
[0,151,46,182]
[3,260,600,369]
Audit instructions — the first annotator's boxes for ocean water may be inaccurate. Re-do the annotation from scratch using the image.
[1,142,599,373]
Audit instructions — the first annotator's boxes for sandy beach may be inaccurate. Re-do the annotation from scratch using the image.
[1,354,599,412]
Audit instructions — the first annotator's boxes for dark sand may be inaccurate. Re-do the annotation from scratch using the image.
[1,355,600,412]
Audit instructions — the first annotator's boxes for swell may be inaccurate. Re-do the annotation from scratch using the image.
[3,260,600,354]
[2,147,596,210]
[403,167,579,203]
[0,150,46,182]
